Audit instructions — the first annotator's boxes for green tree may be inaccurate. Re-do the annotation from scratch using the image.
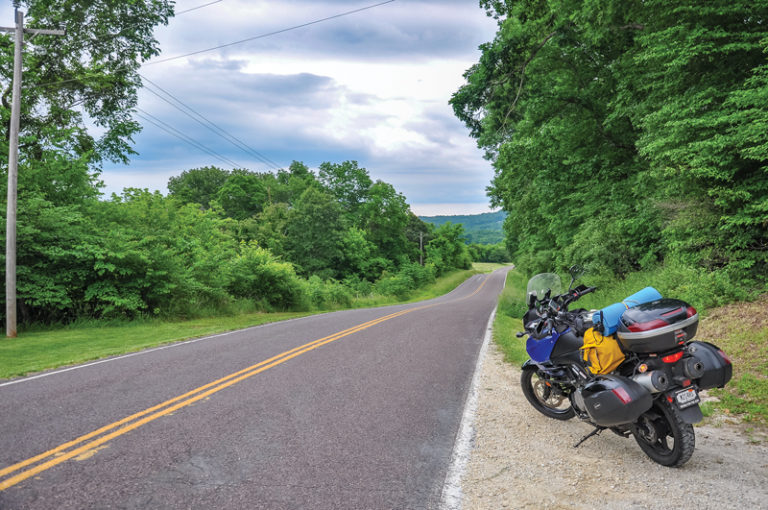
[318,160,373,221]
[225,241,305,310]
[1,0,174,169]
[339,227,379,280]
[252,202,290,255]
[284,187,346,278]
[0,1,175,324]
[620,1,768,274]
[214,169,268,220]
[469,242,510,263]
[167,166,230,209]
[452,1,768,282]
[272,160,321,205]
[359,181,412,264]
[426,223,472,274]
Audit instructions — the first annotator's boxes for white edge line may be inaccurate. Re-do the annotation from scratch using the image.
[439,267,509,510]
[1,269,496,390]
[0,314,320,389]
[439,305,497,510]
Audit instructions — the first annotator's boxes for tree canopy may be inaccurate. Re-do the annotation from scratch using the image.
[1,156,473,324]
[1,0,174,169]
[452,0,768,284]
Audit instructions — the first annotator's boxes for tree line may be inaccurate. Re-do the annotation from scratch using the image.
[0,2,483,326]
[452,0,767,294]
[0,158,479,324]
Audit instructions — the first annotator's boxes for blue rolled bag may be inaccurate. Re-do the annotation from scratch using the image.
[592,287,663,336]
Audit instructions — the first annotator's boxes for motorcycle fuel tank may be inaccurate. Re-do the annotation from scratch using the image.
[579,374,652,427]
[617,299,699,353]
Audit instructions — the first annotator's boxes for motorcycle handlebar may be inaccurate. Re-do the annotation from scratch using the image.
[523,285,598,336]
[567,285,596,300]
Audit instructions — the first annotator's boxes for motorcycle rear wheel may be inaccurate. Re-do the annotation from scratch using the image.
[631,401,695,467]
[520,366,575,420]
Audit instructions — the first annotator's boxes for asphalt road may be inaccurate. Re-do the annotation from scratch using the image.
[0,268,509,510]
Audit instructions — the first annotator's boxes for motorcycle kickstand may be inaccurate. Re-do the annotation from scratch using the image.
[573,426,606,448]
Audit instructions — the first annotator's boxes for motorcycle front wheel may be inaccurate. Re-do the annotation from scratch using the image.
[631,400,695,467]
[520,366,575,420]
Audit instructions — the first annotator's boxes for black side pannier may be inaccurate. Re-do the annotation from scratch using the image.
[687,341,733,389]
[580,374,653,427]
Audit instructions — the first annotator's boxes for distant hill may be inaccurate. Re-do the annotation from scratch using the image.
[420,211,506,244]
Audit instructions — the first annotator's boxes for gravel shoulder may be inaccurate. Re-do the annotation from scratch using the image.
[460,342,768,509]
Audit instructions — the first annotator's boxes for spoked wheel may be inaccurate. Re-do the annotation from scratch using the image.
[520,366,575,420]
[631,401,695,467]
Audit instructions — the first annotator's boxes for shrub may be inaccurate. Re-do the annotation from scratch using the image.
[305,276,353,309]
[225,242,306,310]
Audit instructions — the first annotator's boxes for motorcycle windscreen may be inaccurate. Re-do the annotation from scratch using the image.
[526,273,562,302]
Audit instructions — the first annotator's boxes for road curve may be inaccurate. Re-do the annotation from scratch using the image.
[0,268,510,510]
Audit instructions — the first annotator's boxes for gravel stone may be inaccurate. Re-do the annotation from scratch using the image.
[460,342,768,509]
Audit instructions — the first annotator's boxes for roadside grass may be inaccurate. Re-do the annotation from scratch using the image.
[0,311,311,380]
[493,270,529,365]
[695,295,768,427]
[0,267,491,380]
[492,268,768,428]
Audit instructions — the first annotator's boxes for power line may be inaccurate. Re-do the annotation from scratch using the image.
[135,107,244,168]
[30,0,397,90]
[139,73,282,171]
[144,0,395,67]
[176,1,224,16]
[23,0,221,64]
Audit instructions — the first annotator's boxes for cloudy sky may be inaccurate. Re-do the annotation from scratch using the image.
[13,1,501,215]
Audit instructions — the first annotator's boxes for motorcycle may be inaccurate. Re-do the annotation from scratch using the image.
[516,267,732,467]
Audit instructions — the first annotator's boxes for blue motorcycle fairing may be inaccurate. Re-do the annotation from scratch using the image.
[527,328,570,363]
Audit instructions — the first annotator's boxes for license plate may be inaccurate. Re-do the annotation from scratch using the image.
[674,387,700,409]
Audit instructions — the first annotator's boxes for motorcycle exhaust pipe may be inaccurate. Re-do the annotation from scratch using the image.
[632,371,670,393]
[682,357,705,379]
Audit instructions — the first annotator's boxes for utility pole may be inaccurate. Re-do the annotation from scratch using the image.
[1,10,64,337]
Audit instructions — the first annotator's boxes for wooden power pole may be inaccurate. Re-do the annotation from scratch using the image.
[1,10,64,337]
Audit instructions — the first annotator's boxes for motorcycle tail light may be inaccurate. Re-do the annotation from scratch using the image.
[686,306,697,317]
[627,318,668,332]
[612,387,632,404]
[662,351,684,364]
[682,379,691,387]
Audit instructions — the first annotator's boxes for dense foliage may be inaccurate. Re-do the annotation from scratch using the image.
[469,242,510,263]
[452,0,768,292]
[0,160,473,325]
[1,0,174,168]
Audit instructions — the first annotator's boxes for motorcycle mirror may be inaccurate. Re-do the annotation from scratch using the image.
[568,265,584,291]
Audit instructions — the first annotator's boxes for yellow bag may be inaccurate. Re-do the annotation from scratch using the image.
[581,327,625,374]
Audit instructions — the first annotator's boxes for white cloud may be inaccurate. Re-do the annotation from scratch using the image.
[1,0,500,213]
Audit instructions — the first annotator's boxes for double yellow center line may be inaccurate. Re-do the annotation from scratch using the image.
[0,275,490,491]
